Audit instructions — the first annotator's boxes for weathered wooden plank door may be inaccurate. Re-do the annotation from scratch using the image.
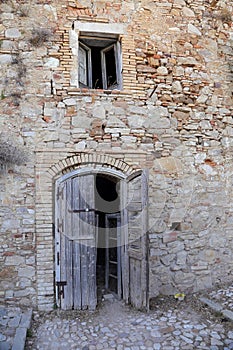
[55,174,97,310]
[121,170,149,310]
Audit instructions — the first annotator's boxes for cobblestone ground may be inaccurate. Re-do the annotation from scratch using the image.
[26,296,233,350]
[209,286,233,311]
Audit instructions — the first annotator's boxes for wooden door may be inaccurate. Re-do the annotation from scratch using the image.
[105,214,122,298]
[55,174,97,310]
[121,170,149,310]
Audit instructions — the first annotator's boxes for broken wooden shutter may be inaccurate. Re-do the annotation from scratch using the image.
[115,41,122,90]
[78,43,92,88]
[101,43,119,90]
[126,170,149,310]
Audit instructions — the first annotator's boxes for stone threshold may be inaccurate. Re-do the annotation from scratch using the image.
[199,297,233,322]
[11,308,32,350]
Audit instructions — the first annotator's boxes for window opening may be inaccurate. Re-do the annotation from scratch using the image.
[92,47,103,89]
[78,34,121,90]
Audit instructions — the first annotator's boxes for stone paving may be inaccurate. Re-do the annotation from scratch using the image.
[1,286,233,350]
[25,295,233,350]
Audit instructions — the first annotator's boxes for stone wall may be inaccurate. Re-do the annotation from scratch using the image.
[0,0,232,309]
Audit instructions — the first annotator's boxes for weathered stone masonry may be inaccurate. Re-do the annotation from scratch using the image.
[0,0,233,309]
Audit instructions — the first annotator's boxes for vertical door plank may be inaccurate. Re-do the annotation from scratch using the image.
[55,181,64,307]
[127,170,149,310]
[73,240,81,309]
[72,177,82,309]
[88,244,97,310]
[64,178,73,309]
[120,180,129,304]
[129,258,142,309]
[60,181,67,309]
[80,241,88,309]
[79,176,88,309]
[65,237,73,309]
[117,217,122,299]
[86,175,97,310]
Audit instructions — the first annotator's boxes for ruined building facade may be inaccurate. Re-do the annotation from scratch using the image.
[0,0,233,310]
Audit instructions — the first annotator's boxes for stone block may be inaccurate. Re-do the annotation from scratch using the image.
[222,309,233,322]
[14,288,35,297]
[5,28,21,38]
[5,256,25,266]
[106,116,126,127]
[18,266,35,278]
[172,81,182,93]
[182,7,195,17]
[174,271,195,286]
[157,67,168,75]
[12,328,27,350]
[0,54,12,64]
[72,116,91,128]
[44,57,60,68]
[199,297,222,312]
[92,105,106,119]
[2,219,20,230]
[188,24,201,36]
[19,309,32,329]
[163,231,178,243]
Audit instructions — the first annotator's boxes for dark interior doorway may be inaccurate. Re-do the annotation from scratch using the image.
[95,174,121,301]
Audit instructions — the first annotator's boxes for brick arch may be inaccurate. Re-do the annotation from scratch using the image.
[48,153,141,179]
[36,152,145,310]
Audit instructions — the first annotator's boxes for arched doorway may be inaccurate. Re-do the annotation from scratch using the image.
[54,168,148,310]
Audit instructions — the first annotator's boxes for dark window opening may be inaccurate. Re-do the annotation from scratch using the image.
[91,47,103,89]
[78,34,122,90]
